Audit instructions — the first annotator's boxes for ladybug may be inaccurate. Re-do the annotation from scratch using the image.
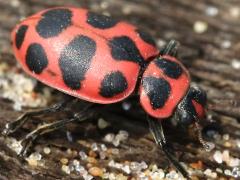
[4,7,209,178]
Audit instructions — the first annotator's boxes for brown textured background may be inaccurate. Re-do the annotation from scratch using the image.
[0,0,240,179]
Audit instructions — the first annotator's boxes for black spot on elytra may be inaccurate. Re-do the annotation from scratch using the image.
[36,8,72,38]
[87,12,118,29]
[109,36,145,66]
[136,29,156,47]
[100,71,128,98]
[26,43,48,74]
[59,35,96,90]
[155,58,183,79]
[15,25,28,49]
[142,76,171,109]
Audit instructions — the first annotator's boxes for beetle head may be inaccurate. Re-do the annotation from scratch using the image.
[174,85,212,150]
[176,85,207,126]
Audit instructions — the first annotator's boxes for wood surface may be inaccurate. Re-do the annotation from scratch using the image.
[0,0,239,179]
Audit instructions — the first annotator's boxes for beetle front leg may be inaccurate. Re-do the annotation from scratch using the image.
[147,116,190,179]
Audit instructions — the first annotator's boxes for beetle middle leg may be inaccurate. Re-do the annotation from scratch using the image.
[147,116,190,179]
[2,96,76,136]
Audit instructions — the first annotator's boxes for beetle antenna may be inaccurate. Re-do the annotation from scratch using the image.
[194,118,214,152]
[160,40,179,57]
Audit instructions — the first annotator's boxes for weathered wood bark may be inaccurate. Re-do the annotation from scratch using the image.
[0,0,240,179]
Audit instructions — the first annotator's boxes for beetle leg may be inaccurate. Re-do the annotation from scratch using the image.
[2,96,75,136]
[194,120,213,152]
[147,116,190,179]
[160,40,179,57]
[19,106,94,157]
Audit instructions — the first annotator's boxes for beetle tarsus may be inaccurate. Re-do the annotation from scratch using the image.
[19,136,35,157]
[2,114,29,136]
